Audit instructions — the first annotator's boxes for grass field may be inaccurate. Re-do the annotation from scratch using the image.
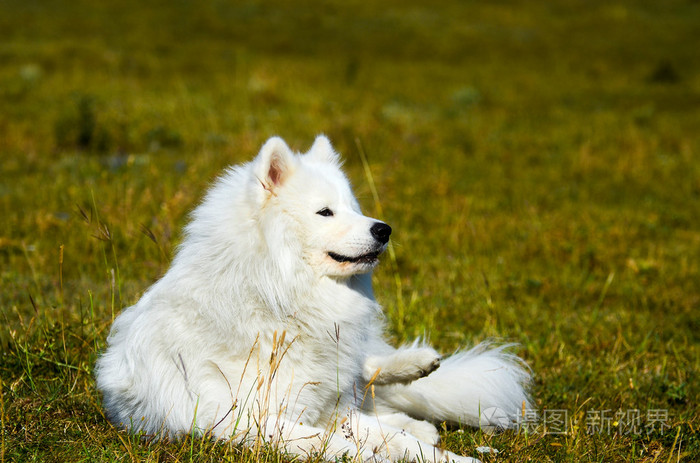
[1,0,699,461]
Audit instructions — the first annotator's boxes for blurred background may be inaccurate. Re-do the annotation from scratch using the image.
[1,0,698,461]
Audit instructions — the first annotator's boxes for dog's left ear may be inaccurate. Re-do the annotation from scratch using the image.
[255,136,295,190]
[307,135,341,165]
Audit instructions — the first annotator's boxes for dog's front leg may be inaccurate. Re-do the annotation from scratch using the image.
[363,344,441,386]
[225,414,380,462]
[349,410,480,463]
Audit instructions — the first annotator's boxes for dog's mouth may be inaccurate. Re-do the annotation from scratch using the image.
[328,250,381,265]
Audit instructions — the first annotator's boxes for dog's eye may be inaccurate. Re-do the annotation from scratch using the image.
[316,207,334,217]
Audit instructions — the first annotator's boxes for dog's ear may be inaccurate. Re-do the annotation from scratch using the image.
[255,136,294,190]
[307,135,341,165]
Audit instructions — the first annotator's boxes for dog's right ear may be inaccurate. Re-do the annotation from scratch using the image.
[255,137,294,191]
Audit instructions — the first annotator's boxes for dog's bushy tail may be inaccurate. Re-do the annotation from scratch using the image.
[373,342,531,430]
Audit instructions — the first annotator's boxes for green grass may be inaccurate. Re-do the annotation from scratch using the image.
[1,0,699,461]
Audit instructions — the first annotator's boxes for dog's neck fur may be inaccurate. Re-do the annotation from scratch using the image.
[161,227,379,334]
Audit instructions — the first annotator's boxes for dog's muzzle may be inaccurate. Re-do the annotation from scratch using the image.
[327,222,391,265]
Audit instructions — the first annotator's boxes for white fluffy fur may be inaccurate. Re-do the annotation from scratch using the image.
[95,136,531,462]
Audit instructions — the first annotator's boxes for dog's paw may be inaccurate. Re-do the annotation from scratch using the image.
[385,347,441,384]
[402,419,440,445]
[405,347,441,380]
[364,347,441,385]
[441,452,481,463]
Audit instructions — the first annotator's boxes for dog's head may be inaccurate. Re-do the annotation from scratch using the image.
[253,135,391,278]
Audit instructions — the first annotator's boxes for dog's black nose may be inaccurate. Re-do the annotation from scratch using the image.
[370,222,392,244]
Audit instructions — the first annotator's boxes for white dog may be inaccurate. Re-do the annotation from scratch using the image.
[95,136,531,462]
